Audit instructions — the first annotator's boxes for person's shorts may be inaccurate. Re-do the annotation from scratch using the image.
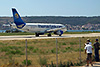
[87,53,92,61]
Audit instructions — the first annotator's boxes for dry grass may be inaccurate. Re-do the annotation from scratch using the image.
[0,37,99,67]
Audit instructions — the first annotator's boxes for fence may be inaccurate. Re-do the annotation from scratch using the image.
[0,36,99,67]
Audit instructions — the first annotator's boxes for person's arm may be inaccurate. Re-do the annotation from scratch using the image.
[92,48,93,50]
[84,46,87,54]
[93,43,94,46]
[84,43,86,47]
[98,43,100,50]
[85,49,86,54]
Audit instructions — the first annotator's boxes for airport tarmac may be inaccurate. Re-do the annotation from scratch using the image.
[0,33,100,40]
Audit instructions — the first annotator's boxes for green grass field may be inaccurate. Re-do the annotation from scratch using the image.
[0,37,99,67]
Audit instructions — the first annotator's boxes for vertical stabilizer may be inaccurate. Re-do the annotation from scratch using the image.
[12,8,26,29]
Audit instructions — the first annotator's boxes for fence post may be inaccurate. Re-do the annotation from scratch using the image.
[98,36,99,40]
[26,39,28,67]
[56,38,58,67]
[79,37,81,63]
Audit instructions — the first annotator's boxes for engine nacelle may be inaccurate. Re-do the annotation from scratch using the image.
[54,30,63,36]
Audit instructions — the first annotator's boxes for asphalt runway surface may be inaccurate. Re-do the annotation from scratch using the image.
[0,33,100,40]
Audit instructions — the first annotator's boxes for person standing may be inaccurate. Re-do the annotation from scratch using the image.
[84,42,93,66]
[93,39,100,62]
[84,39,92,47]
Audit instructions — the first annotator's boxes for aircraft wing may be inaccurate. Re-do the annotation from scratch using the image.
[46,28,63,32]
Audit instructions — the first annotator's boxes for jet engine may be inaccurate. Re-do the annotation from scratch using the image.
[54,30,63,36]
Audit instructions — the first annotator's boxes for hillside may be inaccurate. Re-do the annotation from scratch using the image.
[0,16,100,26]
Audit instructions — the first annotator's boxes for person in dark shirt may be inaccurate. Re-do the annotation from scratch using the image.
[93,39,100,62]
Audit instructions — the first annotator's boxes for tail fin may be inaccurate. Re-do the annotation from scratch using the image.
[12,8,26,29]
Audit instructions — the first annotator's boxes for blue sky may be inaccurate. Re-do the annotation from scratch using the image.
[0,0,100,16]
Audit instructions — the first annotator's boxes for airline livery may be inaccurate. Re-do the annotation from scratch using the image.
[12,8,67,37]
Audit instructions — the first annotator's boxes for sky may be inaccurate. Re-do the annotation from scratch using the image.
[0,0,100,17]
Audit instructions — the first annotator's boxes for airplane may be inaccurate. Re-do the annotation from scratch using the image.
[11,8,67,37]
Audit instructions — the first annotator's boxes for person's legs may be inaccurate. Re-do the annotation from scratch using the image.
[90,53,93,66]
[96,54,99,62]
[90,58,93,66]
[95,49,99,61]
[87,60,89,66]
[87,54,90,66]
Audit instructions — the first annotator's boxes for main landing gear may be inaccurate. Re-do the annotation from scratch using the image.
[59,34,62,36]
[35,33,53,37]
[48,33,51,37]
[35,33,39,37]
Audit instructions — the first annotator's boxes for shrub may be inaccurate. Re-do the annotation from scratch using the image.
[70,61,74,66]
[7,50,24,55]
[8,46,18,50]
[39,56,47,66]
[28,46,34,50]
[33,48,38,53]
[75,48,84,52]
[62,50,66,53]
[10,51,16,54]
[16,42,21,45]
[0,42,6,45]
[1,47,10,52]
[22,60,31,66]
[62,43,66,45]
[51,48,56,53]
[70,42,77,45]
[65,47,72,50]
[67,61,70,67]
[39,50,45,54]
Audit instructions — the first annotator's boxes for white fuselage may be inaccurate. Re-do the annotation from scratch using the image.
[12,23,67,33]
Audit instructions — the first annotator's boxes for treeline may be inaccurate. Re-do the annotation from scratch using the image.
[0,16,100,26]
[23,16,100,25]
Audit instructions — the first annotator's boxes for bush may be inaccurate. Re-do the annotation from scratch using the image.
[0,42,6,45]
[62,50,66,53]
[1,47,10,52]
[33,48,38,53]
[8,46,19,50]
[7,50,24,55]
[65,47,72,50]
[39,56,47,66]
[22,60,31,66]
[62,43,66,45]
[16,42,21,45]
[70,42,77,45]
[28,46,34,50]
[75,48,84,52]
[51,48,56,53]
[67,61,70,67]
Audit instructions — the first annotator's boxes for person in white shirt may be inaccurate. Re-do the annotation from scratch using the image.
[84,43,93,66]
[84,39,92,46]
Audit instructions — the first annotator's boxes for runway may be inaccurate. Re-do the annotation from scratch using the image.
[0,33,100,40]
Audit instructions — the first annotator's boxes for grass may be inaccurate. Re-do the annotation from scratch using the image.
[0,37,99,67]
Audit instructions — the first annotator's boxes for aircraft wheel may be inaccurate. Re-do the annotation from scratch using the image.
[48,34,51,37]
[59,34,62,36]
[36,33,39,37]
